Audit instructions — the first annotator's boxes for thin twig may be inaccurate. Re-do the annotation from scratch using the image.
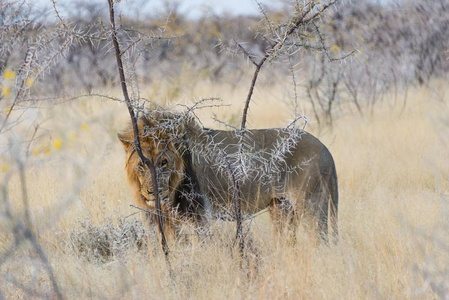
[119,38,142,57]
[235,40,258,67]
[16,159,64,300]
[255,0,276,39]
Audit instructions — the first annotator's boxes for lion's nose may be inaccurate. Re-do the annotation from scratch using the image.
[147,188,163,196]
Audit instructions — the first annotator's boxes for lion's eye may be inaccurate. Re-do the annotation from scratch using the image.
[137,161,145,171]
[160,159,168,167]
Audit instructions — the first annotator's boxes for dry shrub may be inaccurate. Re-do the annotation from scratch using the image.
[67,217,147,263]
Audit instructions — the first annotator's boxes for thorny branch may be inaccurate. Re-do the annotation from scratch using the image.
[240,0,339,130]
[233,0,339,257]
[106,0,170,258]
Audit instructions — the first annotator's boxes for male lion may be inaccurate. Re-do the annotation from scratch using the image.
[118,112,338,243]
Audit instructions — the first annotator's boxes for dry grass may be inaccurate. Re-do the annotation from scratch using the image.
[1,80,449,299]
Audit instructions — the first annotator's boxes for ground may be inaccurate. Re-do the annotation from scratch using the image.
[1,80,448,298]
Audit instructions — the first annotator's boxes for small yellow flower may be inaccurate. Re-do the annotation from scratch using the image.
[330,45,341,53]
[2,87,11,97]
[25,78,34,87]
[43,147,51,155]
[32,148,41,157]
[3,70,16,79]
[81,123,89,132]
[3,107,11,115]
[53,138,62,150]
[1,164,9,173]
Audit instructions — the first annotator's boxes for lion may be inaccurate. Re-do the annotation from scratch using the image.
[118,112,338,243]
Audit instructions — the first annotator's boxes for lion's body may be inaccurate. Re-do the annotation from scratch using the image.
[119,113,338,242]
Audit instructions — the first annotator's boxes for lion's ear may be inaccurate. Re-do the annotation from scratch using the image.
[118,132,133,149]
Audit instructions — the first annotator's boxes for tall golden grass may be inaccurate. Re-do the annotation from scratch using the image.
[1,80,448,298]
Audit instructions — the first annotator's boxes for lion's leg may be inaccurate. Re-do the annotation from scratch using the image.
[187,198,212,244]
[162,214,177,244]
[316,192,329,244]
[194,215,211,243]
[269,197,298,243]
[269,198,282,237]
[305,185,329,244]
[139,212,159,254]
[140,209,178,250]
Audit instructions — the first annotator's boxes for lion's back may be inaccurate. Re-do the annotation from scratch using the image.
[187,128,334,212]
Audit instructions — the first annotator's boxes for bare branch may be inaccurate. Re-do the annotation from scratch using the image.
[234,40,258,67]
[241,0,339,130]
[106,0,170,257]
[119,37,142,57]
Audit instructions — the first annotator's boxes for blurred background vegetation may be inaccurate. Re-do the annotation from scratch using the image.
[1,0,448,125]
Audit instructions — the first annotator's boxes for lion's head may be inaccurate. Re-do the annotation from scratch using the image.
[118,114,185,211]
